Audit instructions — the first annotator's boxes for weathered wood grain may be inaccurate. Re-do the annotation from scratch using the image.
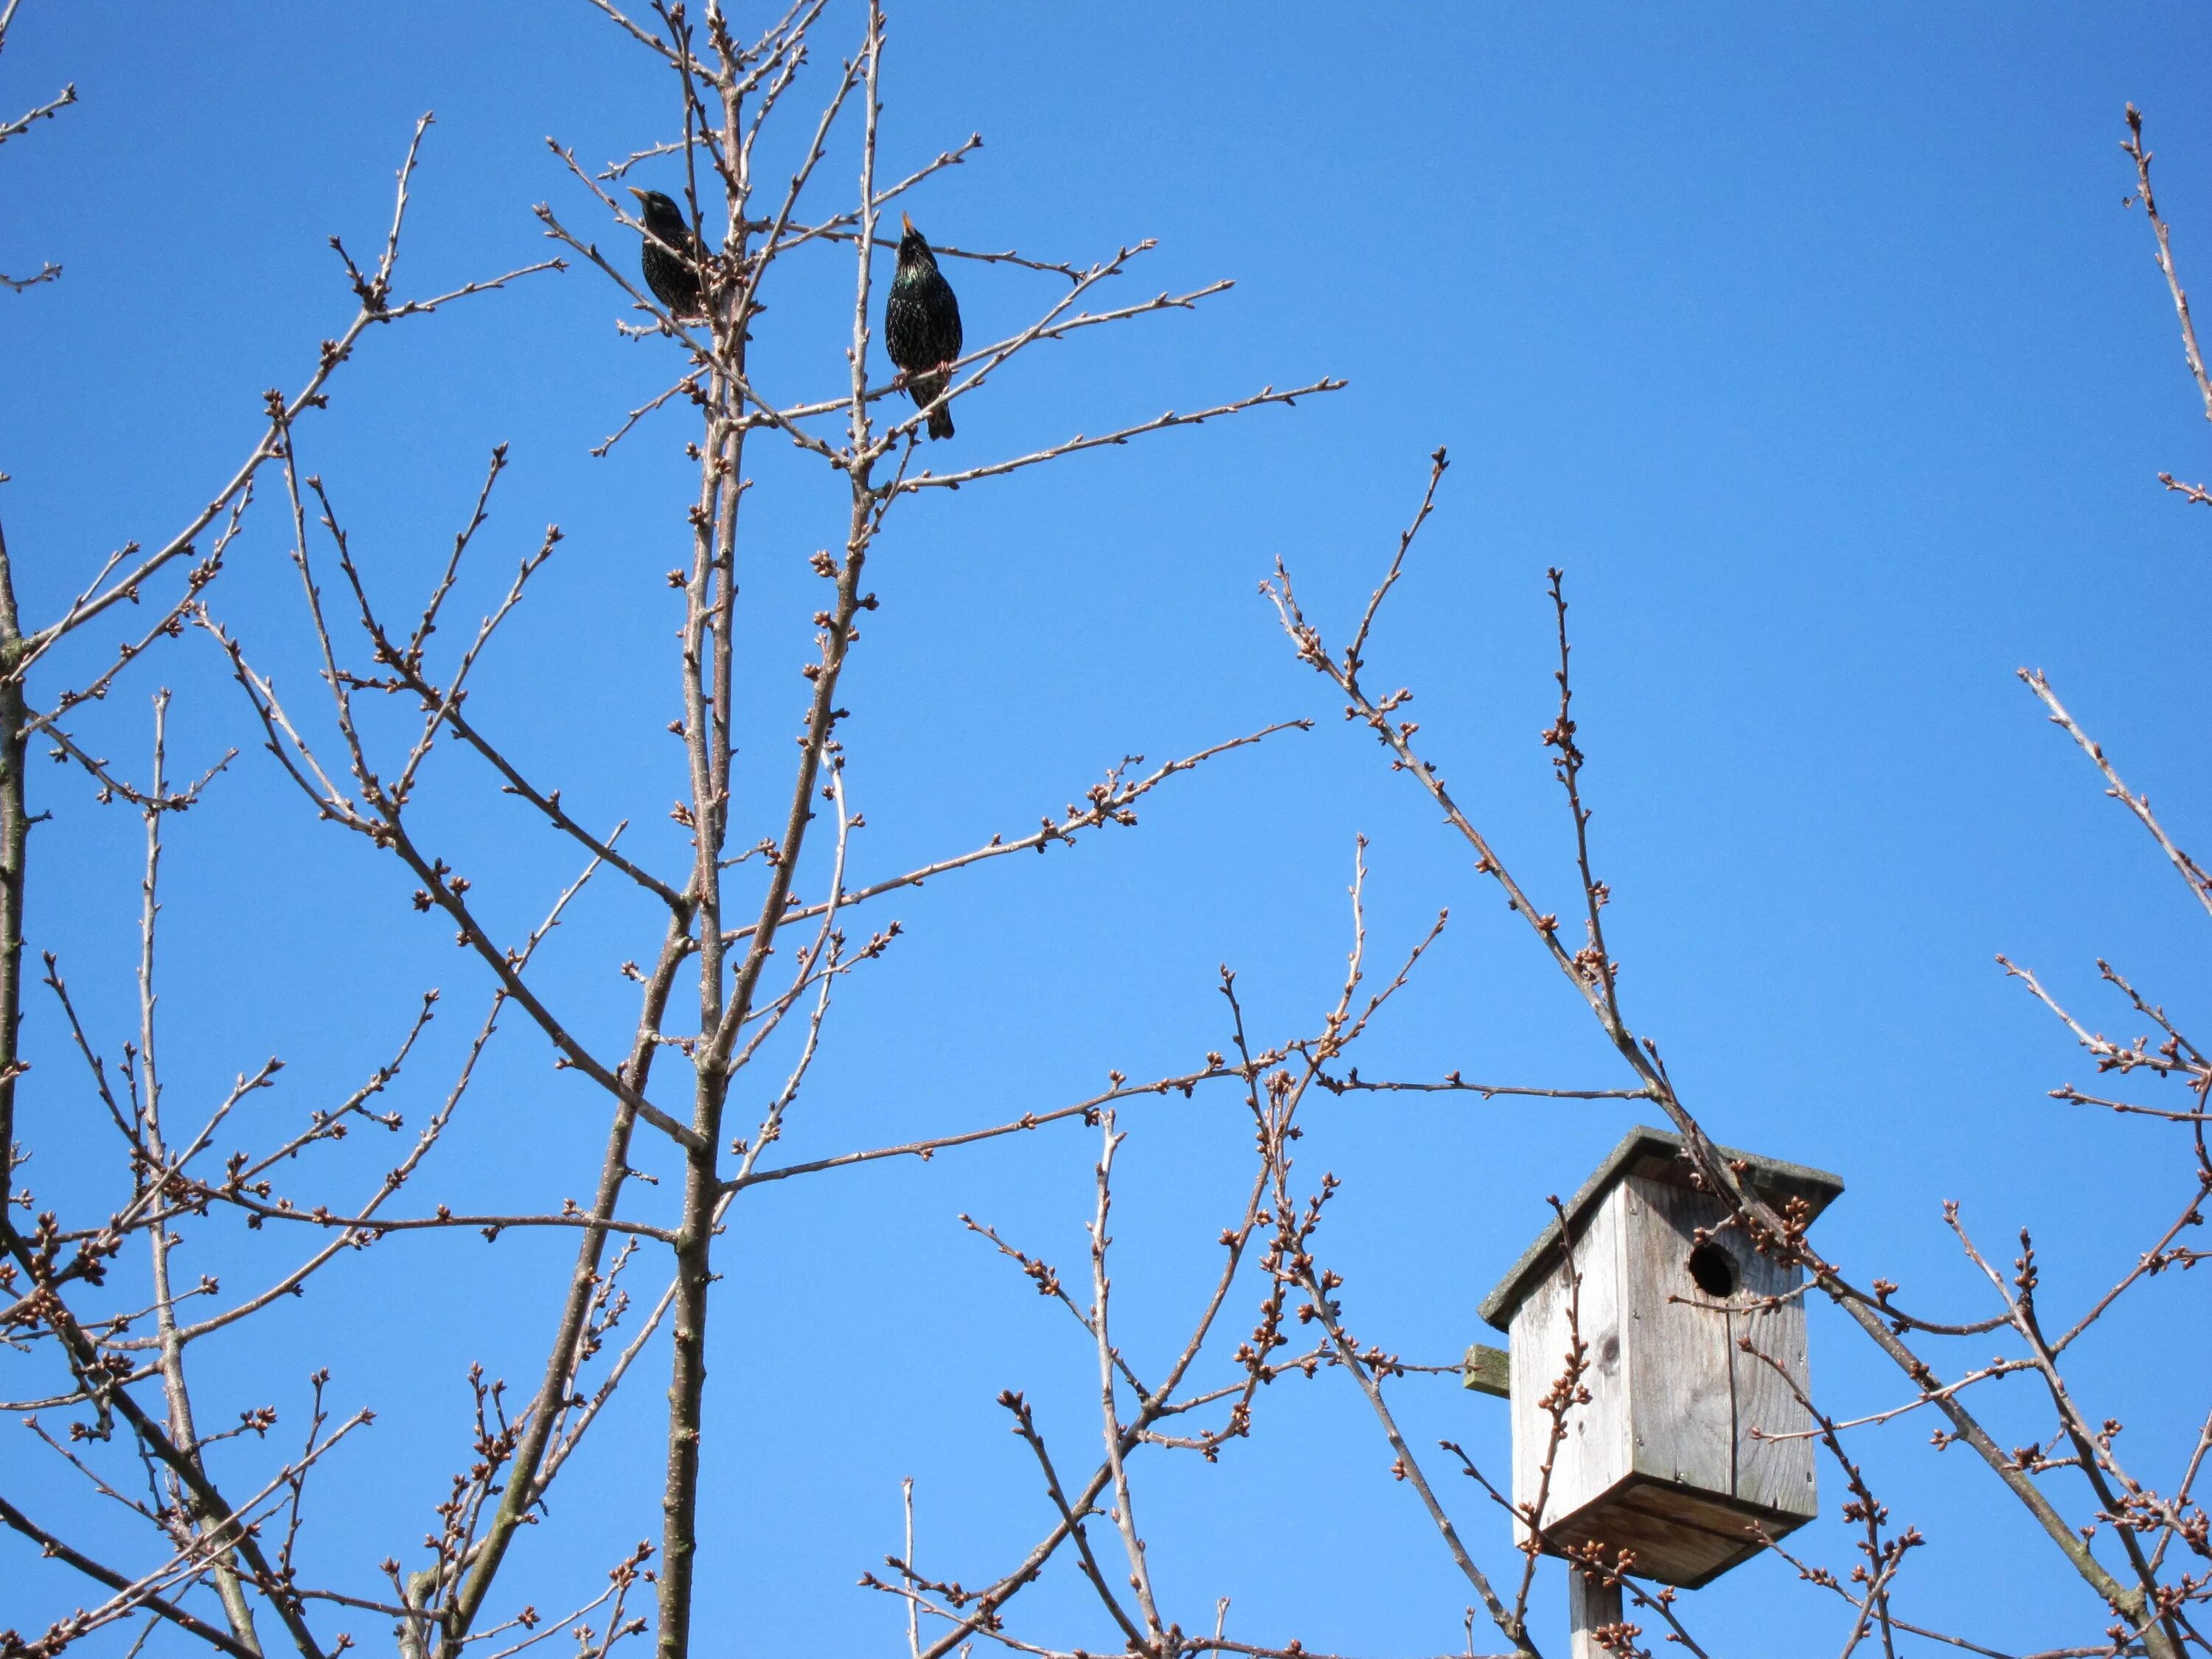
[1509,1188,1630,1545]
[1462,1341,1512,1399]
[1550,1480,1759,1587]
[1730,1245,1818,1519]
[1624,1175,1733,1495]
[1567,1566,1623,1659]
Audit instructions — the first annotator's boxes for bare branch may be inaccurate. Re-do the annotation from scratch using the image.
[2124,105,2212,426]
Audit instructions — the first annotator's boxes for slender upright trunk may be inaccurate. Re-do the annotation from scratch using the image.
[137,704,265,1651]
[0,528,27,1223]
[655,70,753,1659]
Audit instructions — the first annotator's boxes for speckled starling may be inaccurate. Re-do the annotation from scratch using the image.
[629,187,707,321]
[886,212,964,439]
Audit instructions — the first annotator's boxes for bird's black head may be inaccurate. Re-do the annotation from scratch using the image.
[897,211,936,271]
[629,187,689,240]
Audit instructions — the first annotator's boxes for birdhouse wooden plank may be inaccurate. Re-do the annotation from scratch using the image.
[1732,1240,1814,1517]
[1504,1188,1630,1526]
[1479,1126,1843,1589]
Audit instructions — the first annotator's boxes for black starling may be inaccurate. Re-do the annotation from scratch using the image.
[885,212,964,439]
[629,187,708,321]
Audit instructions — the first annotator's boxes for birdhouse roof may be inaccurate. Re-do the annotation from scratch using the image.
[1478,1125,1844,1332]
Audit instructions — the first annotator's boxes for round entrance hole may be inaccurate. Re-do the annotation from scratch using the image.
[1686,1241,1737,1298]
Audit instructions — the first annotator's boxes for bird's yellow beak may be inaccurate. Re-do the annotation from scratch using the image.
[900,211,915,236]
[627,187,648,203]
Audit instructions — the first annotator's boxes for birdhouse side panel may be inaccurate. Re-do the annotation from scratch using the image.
[1622,1175,1736,1496]
[1509,1186,1632,1540]
[1729,1249,1818,1520]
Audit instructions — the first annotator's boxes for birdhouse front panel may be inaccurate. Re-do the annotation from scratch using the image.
[1619,1173,1819,1582]
[1482,1127,1841,1590]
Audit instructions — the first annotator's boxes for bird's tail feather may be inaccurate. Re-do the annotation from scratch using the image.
[928,403,954,441]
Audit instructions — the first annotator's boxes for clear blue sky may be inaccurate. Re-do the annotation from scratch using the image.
[5,4,2211,1653]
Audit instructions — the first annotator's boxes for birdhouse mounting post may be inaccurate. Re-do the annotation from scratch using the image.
[1566,1565,1624,1659]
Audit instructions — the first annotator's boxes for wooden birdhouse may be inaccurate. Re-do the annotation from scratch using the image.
[1476,1126,1844,1588]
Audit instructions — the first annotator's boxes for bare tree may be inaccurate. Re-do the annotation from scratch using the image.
[1,2,1343,1656]
[860,99,2212,1659]
[7,5,2211,1659]
[1228,104,2212,1659]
